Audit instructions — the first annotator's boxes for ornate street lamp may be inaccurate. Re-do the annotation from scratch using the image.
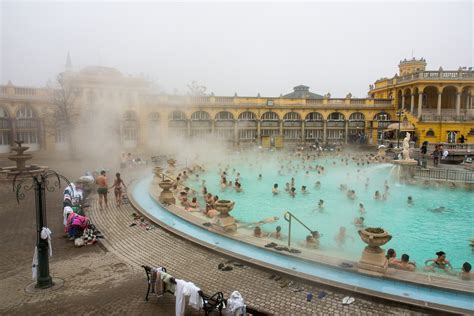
[13,170,71,289]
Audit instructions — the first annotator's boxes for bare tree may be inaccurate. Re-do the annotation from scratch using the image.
[186,80,208,96]
[46,72,80,158]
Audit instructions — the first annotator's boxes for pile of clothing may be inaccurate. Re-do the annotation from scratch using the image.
[62,182,103,246]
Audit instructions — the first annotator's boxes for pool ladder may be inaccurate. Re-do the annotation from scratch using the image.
[283,211,315,248]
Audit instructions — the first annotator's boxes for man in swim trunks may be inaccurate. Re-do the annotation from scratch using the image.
[96,170,108,209]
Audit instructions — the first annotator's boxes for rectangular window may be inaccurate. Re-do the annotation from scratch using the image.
[284,129,301,139]
[239,129,256,140]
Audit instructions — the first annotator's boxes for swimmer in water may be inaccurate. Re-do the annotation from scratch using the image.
[315,181,321,189]
[305,231,321,248]
[258,174,262,180]
[289,187,296,197]
[353,216,365,227]
[359,203,365,214]
[407,196,413,205]
[285,182,290,192]
[424,251,456,275]
[318,199,324,210]
[428,206,447,212]
[374,190,381,200]
[301,185,309,194]
[334,226,354,247]
[272,183,279,195]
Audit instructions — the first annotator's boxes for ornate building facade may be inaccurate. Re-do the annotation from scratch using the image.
[0,58,473,154]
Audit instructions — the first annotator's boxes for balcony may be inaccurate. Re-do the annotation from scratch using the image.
[283,121,302,127]
[215,120,234,128]
[396,70,474,84]
[237,121,257,128]
[261,121,279,128]
[169,120,187,128]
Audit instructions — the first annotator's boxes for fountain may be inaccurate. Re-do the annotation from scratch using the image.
[214,199,237,232]
[358,227,392,276]
[392,133,417,166]
[0,141,48,181]
[153,166,163,185]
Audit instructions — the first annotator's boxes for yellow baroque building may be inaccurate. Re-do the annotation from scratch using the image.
[0,58,473,154]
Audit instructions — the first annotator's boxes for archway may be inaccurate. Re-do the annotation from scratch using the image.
[422,86,438,110]
[441,86,457,111]
[168,110,187,138]
[0,106,11,153]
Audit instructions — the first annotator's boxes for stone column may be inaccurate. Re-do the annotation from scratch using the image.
[186,120,191,137]
[279,120,283,136]
[410,93,414,113]
[211,120,215,134]
[233,120,238,145]
[257,120,261,140]
[301,120,305,143]
[323,120,327,144]
[456,92,461,117]
[437,92,442,116]
[417,93,423,118]
[344,120,349,144]
[401,93,405,110]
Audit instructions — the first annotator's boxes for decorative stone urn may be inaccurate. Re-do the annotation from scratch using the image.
[358,227,392,276]
[214,200,237,232]
[158,179,175,205]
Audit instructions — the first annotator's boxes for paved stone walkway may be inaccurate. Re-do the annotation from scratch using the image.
[88,190,430,315]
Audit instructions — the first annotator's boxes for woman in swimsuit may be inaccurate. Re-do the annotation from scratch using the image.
[110,172,126,207]
[424,251,455,275]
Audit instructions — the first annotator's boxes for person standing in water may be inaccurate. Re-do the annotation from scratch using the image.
[96,170,108,210]
[110,172,127,207]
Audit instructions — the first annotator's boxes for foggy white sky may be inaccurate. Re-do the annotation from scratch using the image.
[1,1,472,97]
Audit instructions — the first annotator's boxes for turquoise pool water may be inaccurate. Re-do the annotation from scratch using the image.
[188,152,473,271]
[132,175,474,311]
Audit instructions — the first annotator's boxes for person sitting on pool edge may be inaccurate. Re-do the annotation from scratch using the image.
[424,251,456,275]
[204,204,218,218]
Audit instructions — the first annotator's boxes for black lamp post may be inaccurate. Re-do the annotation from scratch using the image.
[13,170,70,289]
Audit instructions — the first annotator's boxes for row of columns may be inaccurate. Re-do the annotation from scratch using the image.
[402,92,471,118]
[176,120,355,144]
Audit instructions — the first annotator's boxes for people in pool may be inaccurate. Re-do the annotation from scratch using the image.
[285,183,290,192]
[318,199,324,210]
[424,251,455,275]
[305,231,321,248]
[272,183,279,195]
[407,196,413,205]
[374,190,381,200]
[334,226,353,247]
[272,226,282,239]
[460,262,473,280]
[353,216,364,227]
[254,226,269,238]
[396,254,416,272]
[314,181,321,189]
[289,187,296,197]
[385,248,401,266]
[301,185,308,194]
[358,203,366,214]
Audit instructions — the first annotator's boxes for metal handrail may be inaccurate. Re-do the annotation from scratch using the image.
[283,211,314,248]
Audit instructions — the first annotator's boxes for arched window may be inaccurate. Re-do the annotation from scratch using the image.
[283,112,301,121]
[149,112,160,121]
[305,112,323,121]
[261,111,279,121]
[123,111,137,121]
[169,111,186,120]
[373,112,391,121]
[349,112,365,121]
[426,129,435,137]
[215,111,234,120]
[16,106,35,119]
[468,128,474,137]
[191,111,211,121]
[327,112,345,121]
[238,111,256,120]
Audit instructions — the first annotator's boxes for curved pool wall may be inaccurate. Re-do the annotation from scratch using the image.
[132,176,473,312]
